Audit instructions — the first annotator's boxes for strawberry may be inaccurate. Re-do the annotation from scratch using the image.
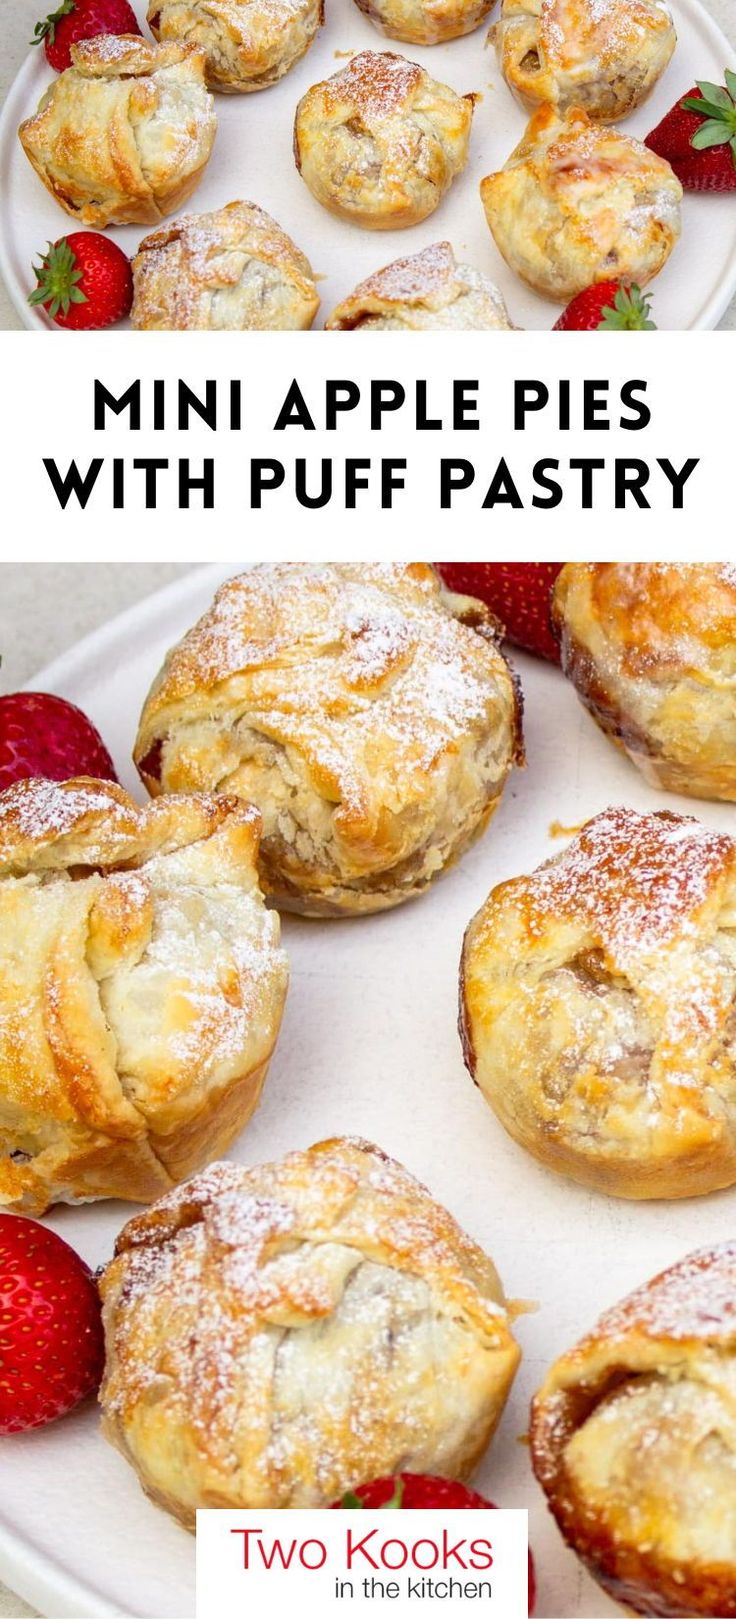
[553,282,656,332]
[30,0,142,72]
[646,74,736,191]
[436,563,563,663]
[332,1474,535,1615]
[0,1215,104,1433]
[29,234,133,330]
[0,692,118,792]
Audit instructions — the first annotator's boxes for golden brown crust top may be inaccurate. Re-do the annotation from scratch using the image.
[68,33,204,76]
[317,49,424,117]
[555,562,736,676]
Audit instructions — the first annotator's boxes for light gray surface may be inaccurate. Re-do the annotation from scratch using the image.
[1,0,734,329]
[0,565,192,1619]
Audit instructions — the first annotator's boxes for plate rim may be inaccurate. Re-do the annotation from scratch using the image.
[1,0,735,333]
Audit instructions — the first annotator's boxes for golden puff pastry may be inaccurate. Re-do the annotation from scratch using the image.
[480,105,682,302]
[99,1136,522,1526]
[531,1243,736,1617]
[0,777,287,1216]
[461,805,736,1201]
[294,52,474,230]
[554,563,736,803]
[352,0,492,49]
[18,36,216,229]
[325,242,514,329]
[134,563,523,918]
[147,0,322,93]
[131,201,319,329]
[495,0,676,122]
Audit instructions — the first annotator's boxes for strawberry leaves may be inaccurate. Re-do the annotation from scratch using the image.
[30,0,75,47]
[29,239,88,319]
[681,77,736,169]
[340,1480,406,1509]
[597,284,657,332]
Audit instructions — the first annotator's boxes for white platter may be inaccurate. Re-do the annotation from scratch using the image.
[3,561,736,1619]
[0,0,735,330]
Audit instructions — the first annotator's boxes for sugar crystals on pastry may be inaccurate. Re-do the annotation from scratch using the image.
[131,201,320,330]
[480,105,682,302]
[99,1136,522,1525]
[134,563,523,917]
[495,0,677,123]
[18,36,216,230]
[461,805,736,1200]
[0,777,288,1215]
[294,52,474,230]
[553,562,736,802]
[325,242,514,329]
[531,1242,736,1617]
[147,0,322,93]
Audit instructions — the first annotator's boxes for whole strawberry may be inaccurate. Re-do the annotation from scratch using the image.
[332,1474,535,1615]
[646,74,736,191]
[0,1215,105,1433]
[553,282,656,332]
[29,234,133,330]
[436,562,563,663]
[0,692,118,792]
[30,0,142,72]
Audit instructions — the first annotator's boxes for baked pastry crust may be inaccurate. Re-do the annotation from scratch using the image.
[131,201,320,329]
[147,0,322,93]
[554,562,736,802]
[0,777,287,1215]
[325,242,514,329]
[480,104,682,301]
[134,563,523,917]
[495,0,676,122]
[460,805,736,1200]
[352,0,492,48]
[531,1242,736,1617]
[99,1136,522,1525]
[294,52,474,230]
[18,35,216,229]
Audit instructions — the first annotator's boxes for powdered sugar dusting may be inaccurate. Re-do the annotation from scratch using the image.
[323,51,423,118]
[597,1242,736,1344]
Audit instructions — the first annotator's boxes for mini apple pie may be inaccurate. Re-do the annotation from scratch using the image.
[495,0,676,122]
[480,105,682,301]
[461,805,736,1200]
[325,242,514,329]
[134,563,522,917]
[294,52,474,229]
[147,0,322,93]
[352,0,492,48]
[18,36,216,229]
[0,777,288,1215]
[99,1137,522,1525]
[132,201,319,329]
[553,562,736,802]
[531,1242,736,1617]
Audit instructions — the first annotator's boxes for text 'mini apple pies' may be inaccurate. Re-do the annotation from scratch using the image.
[553,562,736,802]
[99,1136,522,1525]
[480,105,682,302]
[294,52,474,229]
[495,0,677,123]
[325,242,514,329]
[531,1242,736,1617]
[135,563,522,917]
[461,805,736,1200]
[18,36,216,229]
[147,0,322,94]
[0,777,288,1215]
[131,201,320,329]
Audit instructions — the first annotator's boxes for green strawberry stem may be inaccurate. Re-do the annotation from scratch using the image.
[598,285,656,332]
[681,76,736,169]
[340,1480,406,1509]
[30,0,75,47]
[28,240,88,318]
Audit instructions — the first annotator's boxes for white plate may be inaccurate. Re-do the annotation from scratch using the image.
[0,0,735,330]
[3,561,736,1619]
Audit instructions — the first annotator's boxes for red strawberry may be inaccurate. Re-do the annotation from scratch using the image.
[332,1475,535,1615]
[646,75,736,191]
[0,1215,104,1433]
[30,0,142,72]
[436,563,563,663]
[553,282,656,332]
[0,692,118,792]
[29,234,133,330]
